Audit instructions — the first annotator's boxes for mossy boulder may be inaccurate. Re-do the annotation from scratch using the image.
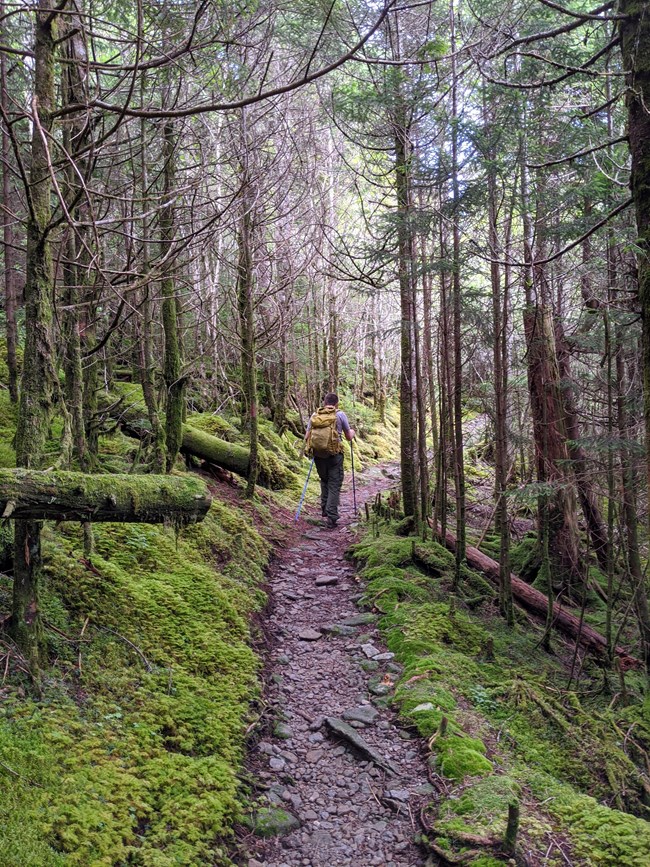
[243,807,300,837]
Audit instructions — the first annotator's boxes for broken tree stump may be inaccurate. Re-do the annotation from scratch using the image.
[0,468,212,524]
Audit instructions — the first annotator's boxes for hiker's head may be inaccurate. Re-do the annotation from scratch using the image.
[323,392,339,408]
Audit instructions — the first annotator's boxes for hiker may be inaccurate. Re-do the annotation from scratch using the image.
[305,393,355,529]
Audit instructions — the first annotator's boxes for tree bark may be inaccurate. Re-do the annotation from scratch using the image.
[161,120,185,472]
[0,0,17,403]
[11,0,58,665]
[236,109,259,498]
[450,0,466,585]
[394,115,417,519]
[0,469,211,523]
[619,0,650,510]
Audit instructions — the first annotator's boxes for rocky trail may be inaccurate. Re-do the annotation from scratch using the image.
[240,465,432,867]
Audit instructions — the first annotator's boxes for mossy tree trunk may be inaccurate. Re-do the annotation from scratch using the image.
[450,0,466,588]
[11,0,59,667]
[61,14,90,471]
[619,1,650,513]
[161,120,185,472]
[394,110,418,520]
[139,80,166,473]
[1,0,17,404]
[237,109,258,498]
[434,187,451,540]
[486,90,513,626]
[524,304,584,597]
[520,137,583,600]
[615,329,650,676]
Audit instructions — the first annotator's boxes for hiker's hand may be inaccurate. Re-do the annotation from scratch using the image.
[347,428,355,441]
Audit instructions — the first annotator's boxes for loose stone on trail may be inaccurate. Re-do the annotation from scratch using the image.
[324,717,399,775]
[342,705,379,725]
[340,612,377,626]
[297,628,322,641]
[315,575,338,586]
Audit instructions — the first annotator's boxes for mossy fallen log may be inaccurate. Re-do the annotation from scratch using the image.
[0,468,211,524]
[429,521,641,671]
[99,393,293,488]
[180,425,249,476]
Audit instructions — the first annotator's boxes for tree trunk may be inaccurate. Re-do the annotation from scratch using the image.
[486,94,513,625]
[524,304,583,594]
[161,120,184,472]
[0,0,17,403]
[616,329,650,676]
[139,84,166,472]
[555,326,609,573]
[394,118,417,519]
[237,111,258,499]
[619,0,650,510]
[0,469,211,523]
[450,0,466,585]
[11,0,58,665]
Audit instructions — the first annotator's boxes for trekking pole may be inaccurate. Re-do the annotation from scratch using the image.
[350,441,357,516]
[294,458,314,522]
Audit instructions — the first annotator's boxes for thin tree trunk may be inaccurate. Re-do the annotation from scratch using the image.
[395,117,417,519]
[619,0,650,513]
[450,0,466,585]
[486,93,512,625]
[139,79,165,472]
[237,110,258,498]
[616,329,650,676]
[160,120,184,472]
[0,0,17,403]
[11,1,58,666]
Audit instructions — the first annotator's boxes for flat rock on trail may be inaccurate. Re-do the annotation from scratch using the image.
[242,466,430,867]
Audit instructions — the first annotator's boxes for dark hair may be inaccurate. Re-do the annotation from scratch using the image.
[324,392,339,406]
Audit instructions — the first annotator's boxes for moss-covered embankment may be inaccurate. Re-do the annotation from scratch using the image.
[0,388,398,865]
[349,521,650,867]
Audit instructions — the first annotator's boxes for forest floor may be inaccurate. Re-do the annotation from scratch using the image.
[238,463,431,867]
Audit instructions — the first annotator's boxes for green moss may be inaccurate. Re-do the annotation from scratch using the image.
[349,533,416,568]
[351,515,650,864]
[243,806,300,837]
[187,412,240,442]
[0,488,270,864]
[434,735,493,781]
[509,534,540,583]
[530,775,650,866]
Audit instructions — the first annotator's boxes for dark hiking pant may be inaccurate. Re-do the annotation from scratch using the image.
[314,452,344,523]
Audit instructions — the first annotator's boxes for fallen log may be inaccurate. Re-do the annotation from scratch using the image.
[429,521,641,671]
[180,425,249,476]
[0,468,212,524]
[98,393,291,488]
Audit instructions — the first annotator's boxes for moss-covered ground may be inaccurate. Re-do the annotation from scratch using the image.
[0,387,397,865]
[349,520,650,866]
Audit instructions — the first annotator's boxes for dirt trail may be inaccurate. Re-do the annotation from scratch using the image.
[242,464,431,867]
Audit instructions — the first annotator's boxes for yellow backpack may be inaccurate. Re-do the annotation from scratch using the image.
[307,407,343,458]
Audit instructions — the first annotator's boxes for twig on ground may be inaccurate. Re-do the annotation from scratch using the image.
[95,625,153,671]
[0,759,43,788]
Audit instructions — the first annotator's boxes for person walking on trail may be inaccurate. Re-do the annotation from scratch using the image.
[305,393,355,529]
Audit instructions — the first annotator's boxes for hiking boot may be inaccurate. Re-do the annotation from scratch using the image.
[326,517,337,529]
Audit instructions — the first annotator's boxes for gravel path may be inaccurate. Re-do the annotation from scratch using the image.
[242,465,431,867]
